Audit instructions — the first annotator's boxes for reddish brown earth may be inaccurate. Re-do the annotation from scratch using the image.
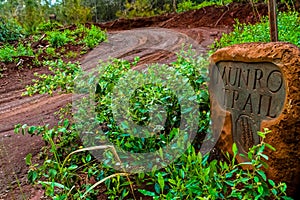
[0,2,298,199]
[96,1,299,31]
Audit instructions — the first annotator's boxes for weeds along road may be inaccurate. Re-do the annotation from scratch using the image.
[0,27,225,134]
[0,27,226,198]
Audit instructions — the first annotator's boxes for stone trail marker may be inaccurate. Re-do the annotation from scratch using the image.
[209,42,300,197]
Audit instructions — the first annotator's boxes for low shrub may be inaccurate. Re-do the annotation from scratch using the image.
[23,60,82,96]
[0,17,24,43]
[16,51,293,199]
[116,0,171,18]
[37,21,63,32]
[46,31,74,48]
[82,25,107,49]
[45,25,107,49]
[138,129,291,200]
[177,0,198,13]
[177,0,233,13]
[212,11,300,50]
[0,44,34,63]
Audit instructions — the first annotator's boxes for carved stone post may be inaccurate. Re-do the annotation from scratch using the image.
[209,42,300,197]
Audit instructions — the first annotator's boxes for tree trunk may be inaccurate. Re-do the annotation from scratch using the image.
[173,0,176,12]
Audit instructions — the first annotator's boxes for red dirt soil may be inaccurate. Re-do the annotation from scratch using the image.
[96,2,299,31]
[0,2,298,199]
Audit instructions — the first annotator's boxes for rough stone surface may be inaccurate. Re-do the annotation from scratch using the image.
[209,42,300,197]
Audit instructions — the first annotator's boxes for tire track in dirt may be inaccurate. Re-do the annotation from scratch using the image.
[0,27,227,199]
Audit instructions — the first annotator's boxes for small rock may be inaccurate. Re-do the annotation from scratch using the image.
[209,32,218,36]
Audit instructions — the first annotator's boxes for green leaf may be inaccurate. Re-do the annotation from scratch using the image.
[258,185,264,195]
[157,173,165,193]
[225,168,238,179]
[224,180,234,187]
[25,153,32,166]
[138,189,156,197]
[39,181,68,190]
[232,143,238,157]
[121,189,129,198]
[168,179,176,185]
[265,143,276,151]
[85,154,92,162]
[68,165,78,170]
[260,153,269,160]
[14,124,21,134]
[280,183,287,192]
[120,121,129,130]
[282,197,294,200]
[154,182,160,194]
[257,131,266,139]
[260,160,269,168]
[159,148,164,160]
[180,169,185,179]
[28,126,37,134]
[247,150,254,160]
[64,119,70,127]
[28,170,38,183]
[257,170,267,181]
[49,169,57,178]
[268,179,275,187]
[271,188,277,195]
[240,177,250,182]
[21,124,27,135]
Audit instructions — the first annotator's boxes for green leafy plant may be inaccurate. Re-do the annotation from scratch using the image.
[177,0,197,13]
[15,49,293,199]
[46,31,73,48]
[177,0,233,13]
[37,21,63,32]
[44,25,107,49]
[16,51,210,199]
[79,51,210,161]
[212,11,300,50]
[16,119,90,199]
[0,17,24,42]
[45,47,57,57]
[116,0,170,18]
[81,25,107,49]
[65,51,79,59]
[0,43,34,63]
[138,129,292,199]
[0,45,16,62]
[23,60,82,96]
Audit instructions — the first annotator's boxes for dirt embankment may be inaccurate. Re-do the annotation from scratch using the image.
[96,2,268,30]
[96,2,300,31]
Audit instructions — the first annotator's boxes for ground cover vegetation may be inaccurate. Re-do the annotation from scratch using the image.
[0,0,298,199]
[176,0,298,13]
[11,10,300,199]
[211,11,300,50]
[16,53,292,200]
[0,22,106,77]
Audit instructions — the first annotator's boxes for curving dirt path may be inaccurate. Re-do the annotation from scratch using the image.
[0,27,227,199]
